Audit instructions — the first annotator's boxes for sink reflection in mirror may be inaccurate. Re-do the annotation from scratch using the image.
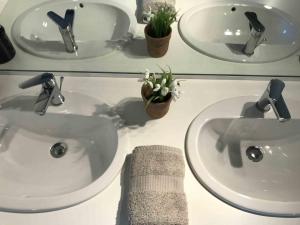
[11,0,136,59]
[179,1,300,63]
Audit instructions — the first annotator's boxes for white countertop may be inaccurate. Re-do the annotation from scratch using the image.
[0,0,300,76]
[0,73,299,224]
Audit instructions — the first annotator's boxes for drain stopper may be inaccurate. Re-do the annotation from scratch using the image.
[246,146,263,162]
[50,142,68,158]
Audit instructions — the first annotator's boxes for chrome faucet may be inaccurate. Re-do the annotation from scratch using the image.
[47,9,78,53]
[243,12,265,56]
[19,73,65,116]
[256,79,291,122]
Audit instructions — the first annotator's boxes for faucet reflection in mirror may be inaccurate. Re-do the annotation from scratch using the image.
[47,9,78,54]
[243,11,266,55]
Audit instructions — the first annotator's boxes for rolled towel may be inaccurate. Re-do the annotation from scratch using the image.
[138,0,176,23]
[128,145,188,225]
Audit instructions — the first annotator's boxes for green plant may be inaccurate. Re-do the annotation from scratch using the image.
[142,67,182,107]
[147,4,177,38]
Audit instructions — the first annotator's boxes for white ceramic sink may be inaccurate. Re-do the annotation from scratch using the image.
[0,92,128,212]
[186,96,300,216]
[11,0,136,59]
[179,1,300,63]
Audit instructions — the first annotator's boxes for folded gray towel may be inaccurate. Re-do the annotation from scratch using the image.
[128,145,188,225]
[139,0,176,23]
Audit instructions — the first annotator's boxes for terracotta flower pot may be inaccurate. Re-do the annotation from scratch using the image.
[144,24,172,58]
[141,84,172,119]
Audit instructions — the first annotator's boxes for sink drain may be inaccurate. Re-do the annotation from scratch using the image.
[246,146,263,162]
[50,142,68,158]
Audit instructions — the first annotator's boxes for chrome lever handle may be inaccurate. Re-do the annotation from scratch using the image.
[268,79,285,100]
[19,73,55,89]
[245,12,265,33]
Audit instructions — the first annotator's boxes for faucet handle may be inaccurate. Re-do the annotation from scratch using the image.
[47,9,75,29]
[64,9,75,28]
[245,12,265,33]
[19,73,55,89]
[47,11,68,29]
[269,79,285,100]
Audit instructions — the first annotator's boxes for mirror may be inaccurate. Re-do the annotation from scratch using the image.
[0,0,300,77]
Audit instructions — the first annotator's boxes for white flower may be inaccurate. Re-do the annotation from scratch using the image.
[171,89,183,100]
[143,6,154,23]
[141,67,182,102]
[169,80,176,91]
[145,69,150,79]
[152,72,156,80]
[161,87,169,96]
[146,80,153,88]
[153,84,161,92]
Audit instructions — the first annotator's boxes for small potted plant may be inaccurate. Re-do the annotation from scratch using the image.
[141,67,182,119]
[144,4,177,57]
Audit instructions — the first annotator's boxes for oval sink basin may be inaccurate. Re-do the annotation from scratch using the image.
[179,1,300,63]
[0,92,128,212]
[11,0,136,59]
[186,96,300,216]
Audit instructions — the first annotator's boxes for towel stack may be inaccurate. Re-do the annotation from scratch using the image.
[128,145,188,225]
